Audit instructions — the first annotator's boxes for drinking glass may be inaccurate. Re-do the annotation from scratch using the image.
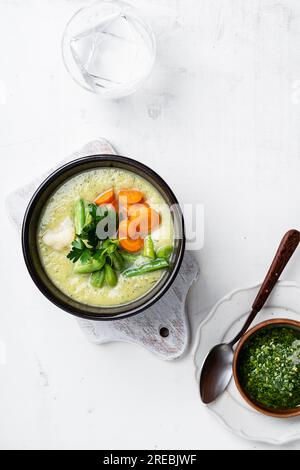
[62,0,156,99]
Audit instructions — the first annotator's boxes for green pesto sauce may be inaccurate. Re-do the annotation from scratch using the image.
[237,326,300,409]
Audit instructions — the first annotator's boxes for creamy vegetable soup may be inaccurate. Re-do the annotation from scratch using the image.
[38,168,174,308]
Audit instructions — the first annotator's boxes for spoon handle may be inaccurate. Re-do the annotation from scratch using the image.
[230,229,300,346]
[252,229,300,311]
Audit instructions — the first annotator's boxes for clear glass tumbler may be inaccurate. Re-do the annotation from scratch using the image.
[62,0,156,99]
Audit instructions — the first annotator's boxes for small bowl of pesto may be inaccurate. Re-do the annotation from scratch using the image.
[233,319,300,418]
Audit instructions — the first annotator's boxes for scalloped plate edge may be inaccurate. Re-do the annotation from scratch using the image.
[193,280,300,445]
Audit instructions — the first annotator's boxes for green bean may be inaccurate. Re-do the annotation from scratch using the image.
[119,251,139,263]
[111,252,124,271]
[156,245,173,260]
[74,254,106,274]
[143,236,156,259]
[74,199,85,235]
[101,238,119,254]
[122,258,169,277]
[90,269,105,288]
[84,209,93,227]
[100,239,111,251]
[104,263,118,287]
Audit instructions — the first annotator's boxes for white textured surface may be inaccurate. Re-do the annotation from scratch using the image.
[6,139,116,231]
[1,0,300,450]
[194,282,300,445]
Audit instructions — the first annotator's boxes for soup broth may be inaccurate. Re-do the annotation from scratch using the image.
[38,168,174,308]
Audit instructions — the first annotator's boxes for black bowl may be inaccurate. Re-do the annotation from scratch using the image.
[22,155,185,320]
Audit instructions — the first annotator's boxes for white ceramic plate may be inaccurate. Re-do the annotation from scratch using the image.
[194,281,300,445]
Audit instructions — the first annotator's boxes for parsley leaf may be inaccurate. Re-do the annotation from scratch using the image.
[80,204,101,248]
[67,203,120,264]
[67,238,89,263]
[95,207,118,240]
[81,203,118,245]
[79,249,92,264]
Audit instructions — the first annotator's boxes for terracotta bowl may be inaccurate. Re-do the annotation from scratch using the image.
[233,318,300,418]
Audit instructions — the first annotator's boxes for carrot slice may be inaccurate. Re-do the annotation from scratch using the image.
[134,207,161,234]
[118,219,129,239]
[111,200,118,211]
[118,219,144,252]
[119,237,144,253]
[99,200,117,212]
[118,199,128,220]
[118,189,143,205]
[127,202,149,219]
[94,188,114,205]
[118,218,140,240]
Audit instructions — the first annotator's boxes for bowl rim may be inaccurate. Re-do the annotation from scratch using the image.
[233,318,300,418]
[22,154,185,321]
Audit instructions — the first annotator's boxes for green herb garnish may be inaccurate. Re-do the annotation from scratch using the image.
[80,203,104,247]
[67,198,172,290]
[67,237,89,263]
[238,326,300,409]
